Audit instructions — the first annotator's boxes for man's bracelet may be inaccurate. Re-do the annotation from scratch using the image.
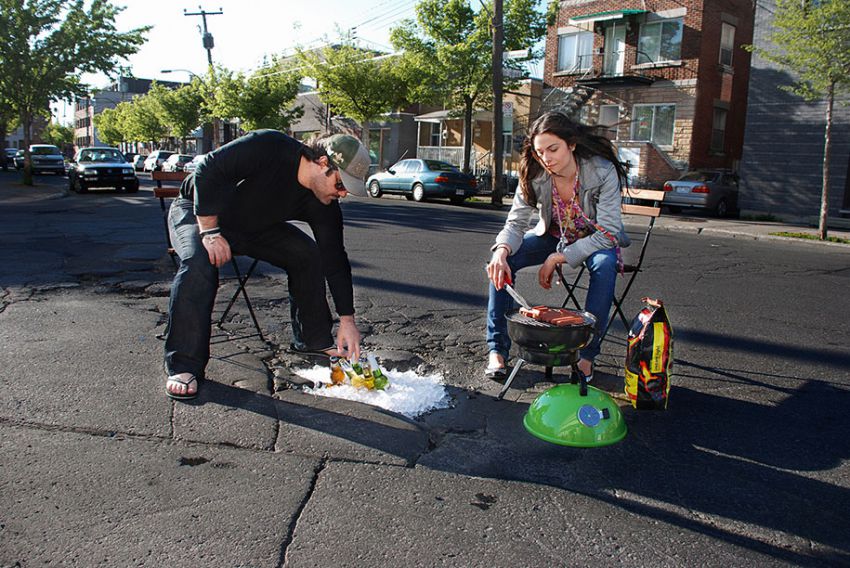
[199,227,221,237]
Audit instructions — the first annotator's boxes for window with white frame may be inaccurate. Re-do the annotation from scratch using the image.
[631,104,676,147]
[637,18,683,64]
[711,107,727,152]
[719,22,735,66]
[557,31,594,72]
[598,105,620,140]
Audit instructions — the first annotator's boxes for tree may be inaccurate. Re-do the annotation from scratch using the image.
[40,121,73,148]
[748,0,850,240]
[147,82,203,152]
[237,57,304,132]
[297,43,405,147]
[122,93,169,148]
[0,0,149,184]
[390,0,547,173]
[92,106,124,147]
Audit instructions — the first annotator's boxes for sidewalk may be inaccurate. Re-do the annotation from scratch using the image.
[648,212,850,248]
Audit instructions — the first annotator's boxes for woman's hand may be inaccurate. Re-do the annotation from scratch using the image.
[336,315,362,362]
[538,252,565,290]
[487,247,511,290]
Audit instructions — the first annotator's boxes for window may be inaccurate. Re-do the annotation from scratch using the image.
[637,18,683,64]
[711,107,727,152]
[631,104,676,147]
[557,31,594,72]
[429,123,441,146]
[598,105,620,140]
[719,22,735,66]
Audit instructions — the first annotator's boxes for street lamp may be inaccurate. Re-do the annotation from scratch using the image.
[161,68,200,80]
[160,69,216,151]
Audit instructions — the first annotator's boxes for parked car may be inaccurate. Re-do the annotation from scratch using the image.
[32,144,67,175]
[161,153,195,172]
[143,150,174,172]
[131,155,146,171]
[15,144,65,175]
[182,154,205,174]
[662,170,740,217]
[2,148,16,171]
[67,146,139,193]
[365,158,477,204]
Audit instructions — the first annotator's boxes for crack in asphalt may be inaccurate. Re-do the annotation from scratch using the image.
[277,457,327,568]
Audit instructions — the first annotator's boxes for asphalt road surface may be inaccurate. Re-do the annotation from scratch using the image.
[1,171,848,566]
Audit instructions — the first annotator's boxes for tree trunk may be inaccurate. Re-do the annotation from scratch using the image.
[490,0,504,206]
[462,97,473,174]
[819,81,834,240]
[360,124,371,151]
[22,110,33,186]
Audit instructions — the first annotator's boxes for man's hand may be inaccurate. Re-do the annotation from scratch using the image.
[538,252,565,290]
[202,234,232,267]
[336,315,361,361]
[486,246,511,290]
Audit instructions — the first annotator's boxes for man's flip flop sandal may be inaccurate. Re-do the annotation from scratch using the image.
[166,375,199,400]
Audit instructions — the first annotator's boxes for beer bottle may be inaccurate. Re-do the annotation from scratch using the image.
[329,356,346,386]
[359,355,375,390]
[368,353,389,390]
[340,358,366,389]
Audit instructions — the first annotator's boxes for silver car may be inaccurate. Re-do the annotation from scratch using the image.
[662,170,739,217]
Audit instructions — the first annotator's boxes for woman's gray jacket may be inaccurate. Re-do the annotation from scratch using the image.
[492,155,629,269]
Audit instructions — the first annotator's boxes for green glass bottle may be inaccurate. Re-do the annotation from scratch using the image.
[368,353,388,390]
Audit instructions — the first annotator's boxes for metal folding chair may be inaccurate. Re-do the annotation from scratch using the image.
[556,188,665,344]
[154,186,264,341]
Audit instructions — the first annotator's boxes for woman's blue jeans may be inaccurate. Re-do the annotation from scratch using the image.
[486,232,618,363]
[164,198,334,377]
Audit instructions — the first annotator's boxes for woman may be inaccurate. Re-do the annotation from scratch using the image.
[485,111,630,381]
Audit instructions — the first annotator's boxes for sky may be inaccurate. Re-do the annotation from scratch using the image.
[53,0,545,123]
[54,0,421,121]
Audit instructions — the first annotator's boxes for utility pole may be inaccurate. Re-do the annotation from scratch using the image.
[184,6,223,67]
[490,0,505,205]
[184,6,223,148]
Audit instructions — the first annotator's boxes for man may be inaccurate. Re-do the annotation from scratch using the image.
[164,130,370,400]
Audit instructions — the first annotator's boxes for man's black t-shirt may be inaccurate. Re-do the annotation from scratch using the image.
[179,129,354,315]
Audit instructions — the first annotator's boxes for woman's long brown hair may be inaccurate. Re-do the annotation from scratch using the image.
[518,112,629,207]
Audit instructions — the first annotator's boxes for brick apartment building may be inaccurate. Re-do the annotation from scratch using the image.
[543,0,754,187]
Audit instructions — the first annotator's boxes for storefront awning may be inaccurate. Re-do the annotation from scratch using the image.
[568,9,646,26]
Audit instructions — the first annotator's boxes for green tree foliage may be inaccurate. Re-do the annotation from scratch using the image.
[390,0,547,172]
[92,106,124,147]
[147,82,203,150]
[0,0,149,184]
[238,58,304,132]
[40,121,73,147]
[748,0,850,239]
[122,92,168,147]
[297,43,407,146]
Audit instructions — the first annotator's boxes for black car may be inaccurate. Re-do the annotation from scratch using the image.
[1,148,16,171]
[68,147,140,193]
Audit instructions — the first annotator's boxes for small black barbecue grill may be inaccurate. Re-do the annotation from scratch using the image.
[499,308,628,448]
[497,310,596,400]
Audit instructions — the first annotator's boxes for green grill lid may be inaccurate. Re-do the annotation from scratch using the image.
[523,383,627,447]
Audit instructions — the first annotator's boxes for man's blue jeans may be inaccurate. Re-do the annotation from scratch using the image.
[164,198,334,377]
[486,232,617,363]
